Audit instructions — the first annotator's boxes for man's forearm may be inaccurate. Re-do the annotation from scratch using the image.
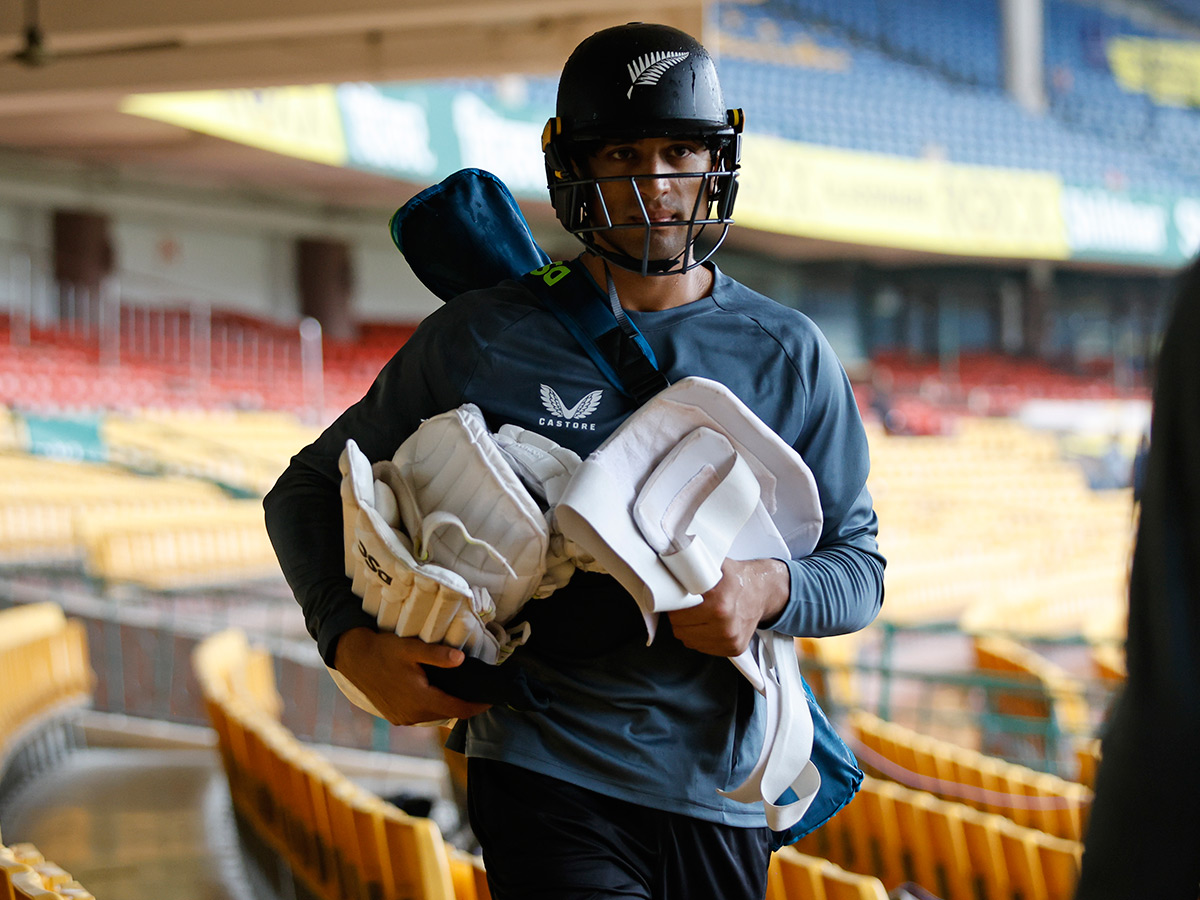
[770,543,885,637]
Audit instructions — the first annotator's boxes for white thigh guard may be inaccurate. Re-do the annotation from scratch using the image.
[557,376,823,635]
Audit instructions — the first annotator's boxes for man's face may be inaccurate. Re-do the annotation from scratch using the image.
[584,136,715,267]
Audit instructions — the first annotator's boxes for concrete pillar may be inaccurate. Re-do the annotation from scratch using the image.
[1001,0,1047,114]
[52,209,113,320]
[296,237,356,341]
[1024,260,1055,358]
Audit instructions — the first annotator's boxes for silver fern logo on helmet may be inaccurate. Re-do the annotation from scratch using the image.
[626,51,689,99]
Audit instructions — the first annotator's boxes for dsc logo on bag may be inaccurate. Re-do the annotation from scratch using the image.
[531,262,570,286]
[356,541,394,585]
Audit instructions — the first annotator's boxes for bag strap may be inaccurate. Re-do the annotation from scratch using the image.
[521,260,669,405]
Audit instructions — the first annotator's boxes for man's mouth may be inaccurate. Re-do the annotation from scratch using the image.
[638,210,678,224]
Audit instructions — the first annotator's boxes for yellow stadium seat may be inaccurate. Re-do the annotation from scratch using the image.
[299,755,341,897]
[0,852,35,899]
[859,780,908,889]
[925,799,975,900]
[447,847,492,900]
[1075,739,1102,790]
[379,804,457,900]
[325,777,366,900]
[1038,835,1084,900]
[10,871,59,900]
[820,864,889,900]
[891,786,940,893]
[771,846,827,899]
[348,789,393,900]
[958,806,1011,900]
[997,818,1049,900]
[0,603,65,651]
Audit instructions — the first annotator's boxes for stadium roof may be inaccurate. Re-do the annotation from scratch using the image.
[0,0,702,209]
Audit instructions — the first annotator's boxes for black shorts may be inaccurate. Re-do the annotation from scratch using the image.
[467,757,772,900]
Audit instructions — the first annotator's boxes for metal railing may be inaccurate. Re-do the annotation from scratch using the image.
[0,247,326,422]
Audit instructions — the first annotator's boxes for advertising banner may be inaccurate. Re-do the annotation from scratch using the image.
[123,83,1200,267]
[122,86,347,166]
[1108,37,1200,107]
[736,135,1071,259]
[1062,186,1200,265]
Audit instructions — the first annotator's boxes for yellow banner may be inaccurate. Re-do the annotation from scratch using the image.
[736,136,1070,259]
[1108,37,1200,106]
[122,86,347,166]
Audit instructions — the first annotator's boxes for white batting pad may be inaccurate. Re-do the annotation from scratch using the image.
[390,404,553,623]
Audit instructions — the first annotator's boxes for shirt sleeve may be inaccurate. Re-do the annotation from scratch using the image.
[765,327,885,638]
[262,312,469,666]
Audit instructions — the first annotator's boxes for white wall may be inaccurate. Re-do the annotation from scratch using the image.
[112,218,287,316]
[0,152,442,326]
[353,231,441,322]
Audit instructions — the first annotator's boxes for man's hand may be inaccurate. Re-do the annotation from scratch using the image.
[667,558,790,657]
[332,627,491,726]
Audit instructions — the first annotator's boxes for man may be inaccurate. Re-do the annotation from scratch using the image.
[265,22,883,900]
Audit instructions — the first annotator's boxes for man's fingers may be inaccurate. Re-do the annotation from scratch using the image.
[404,640,466,669]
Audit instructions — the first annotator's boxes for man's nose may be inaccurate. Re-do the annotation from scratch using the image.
[635,157,672,198]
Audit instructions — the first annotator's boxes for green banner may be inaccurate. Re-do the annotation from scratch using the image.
[1061,186,1200,266]
[21,414,107,463]
[335,83,548,198]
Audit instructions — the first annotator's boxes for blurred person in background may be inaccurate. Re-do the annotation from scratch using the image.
[1075,254,1200,900]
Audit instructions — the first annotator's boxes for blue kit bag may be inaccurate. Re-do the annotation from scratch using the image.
[390,168,863,845]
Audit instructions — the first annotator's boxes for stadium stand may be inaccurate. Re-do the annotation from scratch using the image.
[0,603,93,769]
[4,0,1184,893]
[795,774,1083,900]
[866,416,1135,635]
[713,0,1200,195]
[0,605,96,900]
[193,629,471,900]
[971,636,1092,772]
[1,839,98,900]
[78,501,282,591]
[849,710,1093,840]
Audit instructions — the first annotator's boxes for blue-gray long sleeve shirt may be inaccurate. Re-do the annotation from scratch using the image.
[264,264,884,825]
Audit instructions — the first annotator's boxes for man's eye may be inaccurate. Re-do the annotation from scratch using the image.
[608,148,635,161]
[670,144,699,158]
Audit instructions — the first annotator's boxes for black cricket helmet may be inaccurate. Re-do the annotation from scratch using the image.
[543,22,744,275]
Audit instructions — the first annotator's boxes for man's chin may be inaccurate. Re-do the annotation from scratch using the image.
[595,231,689,267]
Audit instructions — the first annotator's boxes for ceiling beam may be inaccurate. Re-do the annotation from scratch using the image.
[0,7,703,115]
[2,0,702,52]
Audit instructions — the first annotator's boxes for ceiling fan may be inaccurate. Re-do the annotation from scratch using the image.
[8,0,182,67]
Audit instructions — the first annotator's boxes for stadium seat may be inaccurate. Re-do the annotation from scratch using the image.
[1074,740,1102,790]
[972,636,1091,772]
[770,846,891,900]
[9,868,62,900]
[346,788,393,900]
[447,847,491,900]
[959,806,1011,900]
[379,804,458,900]
[819,862,890,900]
